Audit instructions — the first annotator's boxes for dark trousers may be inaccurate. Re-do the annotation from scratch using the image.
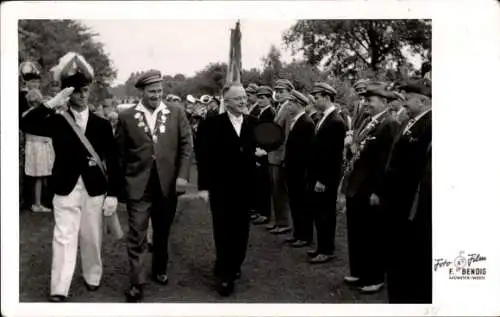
[210,192,250,282]
[287,176,312,242]
[254,163,271,219]
[386,218,432,303]
[127,166,177,286]
[346,195,385,285]
[310,189,338,255]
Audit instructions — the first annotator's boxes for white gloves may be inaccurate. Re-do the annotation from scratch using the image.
[198,190,209,203]
[255,147,267,157]
[103,196,118,216]
[45,87,74,110]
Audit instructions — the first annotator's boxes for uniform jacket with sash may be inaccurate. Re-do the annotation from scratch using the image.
[380,109,432,220]
[307,107,347,191]
[115,103,193,201]
[346,111,400,198]
[20,104,119,197]
[196,113,258,207]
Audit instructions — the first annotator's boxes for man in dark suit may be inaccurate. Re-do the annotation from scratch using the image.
[116,70,193,302]
[343,86,401,294]
[251,86,276,225]
[283,90,315,248]
[306,82,346,264]
[196,83,264,297]
[379,80,432,303]
[20,53,120,302]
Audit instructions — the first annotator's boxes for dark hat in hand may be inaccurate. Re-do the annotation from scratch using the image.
[135,70,162,89]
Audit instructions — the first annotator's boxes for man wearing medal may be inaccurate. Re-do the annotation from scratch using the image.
[20,52,120,302]
[115,69,193,302]
[343,85,401,294]
[380,79,432,303]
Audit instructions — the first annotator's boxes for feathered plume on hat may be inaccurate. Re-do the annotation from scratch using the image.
[51,52,94,89]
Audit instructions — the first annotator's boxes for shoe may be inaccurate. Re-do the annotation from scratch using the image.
[216,280,234,297]
[49,295,67,302]
[309,254,334,264]
[265,224,277,230]
[359,282,384,294]
[343,276,361,285]
[125,285,143,303]
[291,240,309,248]
[306,249,319,257]
[153,273,169,285]
[269,226,291,234]
[284,236,296,243]
[84,281,100,292]
[252,215,269,225]
[39,205,52,212]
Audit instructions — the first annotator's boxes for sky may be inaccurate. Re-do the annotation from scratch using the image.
[80,20,298,86]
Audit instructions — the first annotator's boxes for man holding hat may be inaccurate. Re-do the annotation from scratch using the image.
[306,82,346,263]
[21,52,120,302]
[251,85,276,225]
[266,79,295,234]
[196,83,265,297]
[343,85,400,294]
[380,79,432,303]
[116,69,193,302]
[283,90,316,247]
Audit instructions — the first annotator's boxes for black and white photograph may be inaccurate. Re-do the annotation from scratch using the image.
[2,1,500,317]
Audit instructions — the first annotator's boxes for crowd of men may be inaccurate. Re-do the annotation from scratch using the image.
[19,51,431,304]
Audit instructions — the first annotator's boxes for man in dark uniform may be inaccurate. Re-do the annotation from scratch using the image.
[343,85,401,293]
[307,82,346,263]
[196,83,264,297]
[251,85,276,225]
[378,80,432,303]
[283,90,315,247]
[116,70,193,302]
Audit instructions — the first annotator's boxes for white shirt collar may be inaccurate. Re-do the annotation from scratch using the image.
[227,111,243,123]
[70,106,90,131]
[372,108,389,122]
[412,108,431,123]
[322,104,336,117]
[135,101,168,115]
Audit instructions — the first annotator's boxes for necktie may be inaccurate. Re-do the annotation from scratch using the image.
[315,113,325,132]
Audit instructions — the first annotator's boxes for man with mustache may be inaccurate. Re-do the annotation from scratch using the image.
[116,70,193,302]
[196,83,265,297]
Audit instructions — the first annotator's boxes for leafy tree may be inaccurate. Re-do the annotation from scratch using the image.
[18,19,117,104]
[283,19,431,79]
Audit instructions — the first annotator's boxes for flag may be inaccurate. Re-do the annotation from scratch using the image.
[220,21,242,114]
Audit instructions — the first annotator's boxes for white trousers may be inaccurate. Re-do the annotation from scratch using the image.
[50,177,105,296]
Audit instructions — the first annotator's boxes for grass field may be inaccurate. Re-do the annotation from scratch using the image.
[19,167,387,303]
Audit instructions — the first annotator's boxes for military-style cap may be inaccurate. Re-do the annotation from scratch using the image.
[396,79,431,98]
[289,90,309,106]
[311,82,337,96]
[361,85,397,100]
[256,85,273,97]
[135,70,162,88]
[274,79,294,91]
[20,61,42,81]
[245,83,259,94]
